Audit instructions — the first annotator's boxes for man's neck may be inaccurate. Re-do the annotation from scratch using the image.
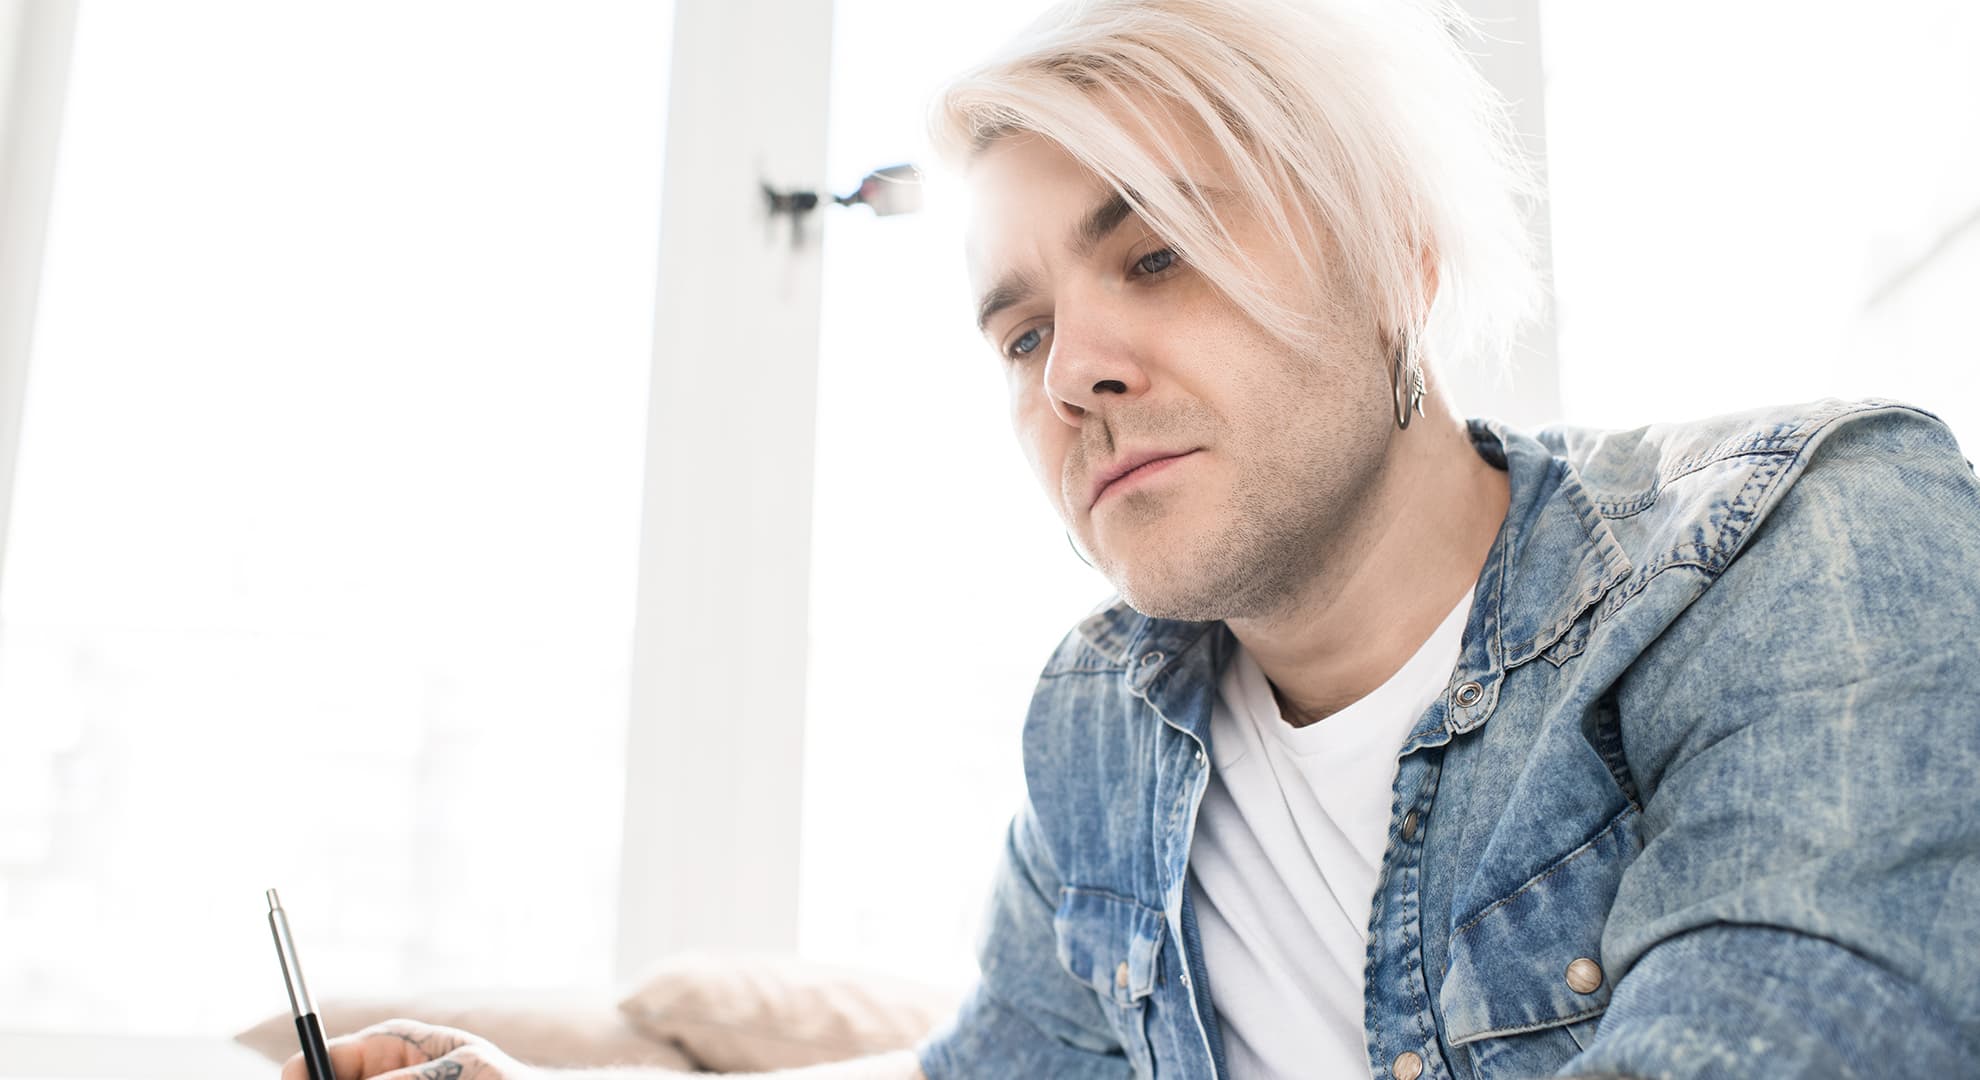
[1227,401,1509,728]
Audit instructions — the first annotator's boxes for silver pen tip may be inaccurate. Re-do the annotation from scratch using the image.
[266,888,281,911]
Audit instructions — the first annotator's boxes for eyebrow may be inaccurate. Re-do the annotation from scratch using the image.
[975,188,1140,336]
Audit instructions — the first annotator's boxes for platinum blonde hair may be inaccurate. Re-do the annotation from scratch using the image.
[931,0,1539,376]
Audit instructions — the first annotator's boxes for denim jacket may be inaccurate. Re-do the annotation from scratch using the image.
[918,399,1980,1080]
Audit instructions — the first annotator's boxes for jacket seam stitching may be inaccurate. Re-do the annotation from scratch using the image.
[1449,1004,1608,1046]
[1592,446,1799,520]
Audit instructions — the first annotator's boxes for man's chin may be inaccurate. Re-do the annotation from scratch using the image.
[1104,555,1237,623]
[1101,535,1293,624]
[1114,581,1231,622]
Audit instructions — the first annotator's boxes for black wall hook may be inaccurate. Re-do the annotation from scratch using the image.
[763,163,922,249]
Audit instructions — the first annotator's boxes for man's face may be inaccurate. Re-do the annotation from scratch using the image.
[964,122,1401,621]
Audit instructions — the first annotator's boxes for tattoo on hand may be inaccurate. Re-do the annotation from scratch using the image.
[385,1031,461,1059]
[416,1062,464,1080]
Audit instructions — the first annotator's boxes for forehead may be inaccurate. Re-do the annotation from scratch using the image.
[961,134,1107,287]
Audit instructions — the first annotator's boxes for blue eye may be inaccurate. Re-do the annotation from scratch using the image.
[1007,326,1046,360]
[1135,248,1177,275]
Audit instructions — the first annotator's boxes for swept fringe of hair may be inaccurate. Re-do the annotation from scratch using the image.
[930,0,1540,376]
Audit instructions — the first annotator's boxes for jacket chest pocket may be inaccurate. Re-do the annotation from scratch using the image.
[1439,806,1641,1078]
[1055,887,1167,1078]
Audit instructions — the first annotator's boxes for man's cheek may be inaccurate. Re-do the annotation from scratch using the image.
[1008,399,1062,494]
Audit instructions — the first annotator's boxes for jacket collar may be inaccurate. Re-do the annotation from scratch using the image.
[1469,417,1633,672]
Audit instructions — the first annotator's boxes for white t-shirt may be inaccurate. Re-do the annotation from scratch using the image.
[1187,589,1473,1079]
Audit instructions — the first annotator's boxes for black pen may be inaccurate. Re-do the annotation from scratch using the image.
[267,888,339,1080]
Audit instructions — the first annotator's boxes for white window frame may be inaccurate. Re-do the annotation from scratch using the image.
[612,0,837,980]
[0,0,78,602]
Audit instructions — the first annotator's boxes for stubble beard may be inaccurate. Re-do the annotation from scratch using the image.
[1104,451,1363,622]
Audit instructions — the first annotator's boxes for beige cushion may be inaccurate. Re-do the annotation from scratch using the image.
[616,952,962,1073]
[234,992,696,1072]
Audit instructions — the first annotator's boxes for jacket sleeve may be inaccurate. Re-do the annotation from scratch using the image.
[917,797,1133,1080]
[1560,408,1980,1078]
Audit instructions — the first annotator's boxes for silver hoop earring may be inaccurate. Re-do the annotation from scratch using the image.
[1391,336,1426,430]
[1066,530,1094,568]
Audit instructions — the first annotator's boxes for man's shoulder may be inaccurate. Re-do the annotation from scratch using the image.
[1533,397,1964,578]
[1535,396,1958,506]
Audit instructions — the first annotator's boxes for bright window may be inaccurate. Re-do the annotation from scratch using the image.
[0,0,670,1036]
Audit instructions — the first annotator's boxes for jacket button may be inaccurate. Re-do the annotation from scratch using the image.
[1115,961,1130,990]
[1391,1051,1423,1080]
[1400,809,1419,842]
[1455,681,1483,707]
[1565,957,1604,994]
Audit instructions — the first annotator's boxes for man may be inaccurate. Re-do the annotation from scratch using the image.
[293,0,1980,1077]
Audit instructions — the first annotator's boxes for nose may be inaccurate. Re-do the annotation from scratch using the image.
[1041,301,1150,427]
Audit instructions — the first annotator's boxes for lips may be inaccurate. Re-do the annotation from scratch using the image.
[1088,448,1198,509]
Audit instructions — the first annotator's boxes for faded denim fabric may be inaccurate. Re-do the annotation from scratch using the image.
[917,399,1980,1080]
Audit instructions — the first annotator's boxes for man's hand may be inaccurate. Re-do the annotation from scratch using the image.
[277,1018,539,1080]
